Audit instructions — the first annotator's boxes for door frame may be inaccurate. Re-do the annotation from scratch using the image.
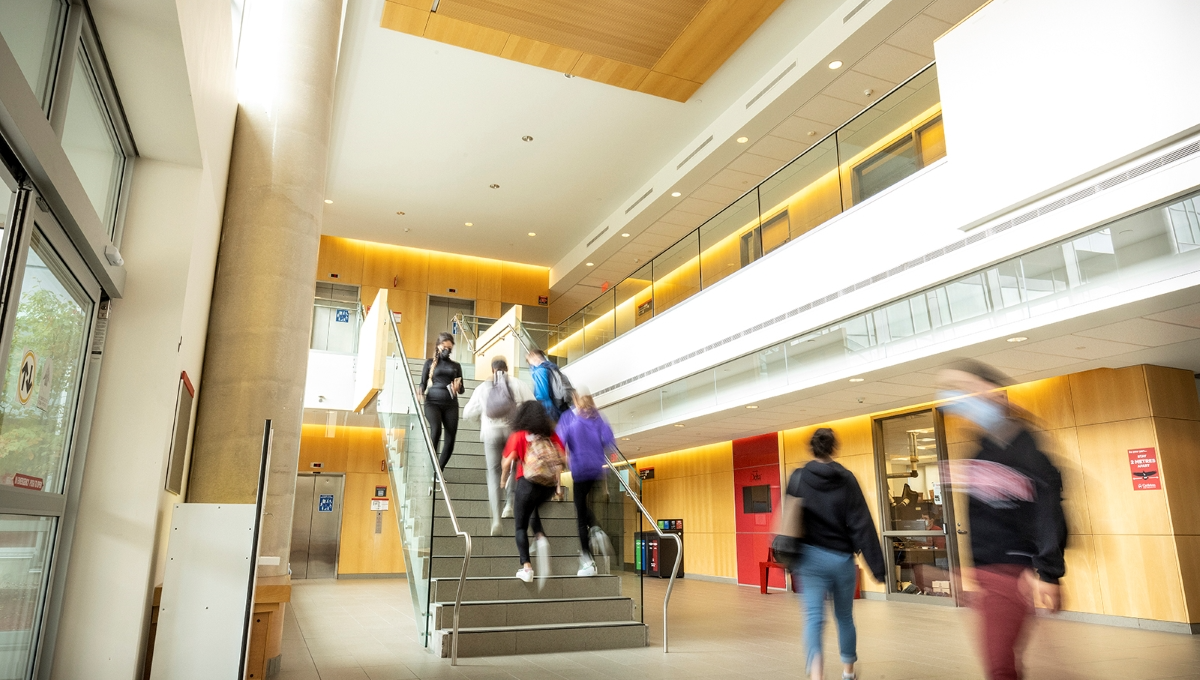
[291,472,346,580]
[871,407,965,607]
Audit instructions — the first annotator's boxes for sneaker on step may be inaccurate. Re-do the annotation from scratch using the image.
[490,520,502,536]
[515,567,533,583]
[535,537,551,589]
[501,504,513,518]
[577,561,597,577]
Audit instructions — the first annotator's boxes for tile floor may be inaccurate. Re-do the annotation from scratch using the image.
[279,577,1200,680]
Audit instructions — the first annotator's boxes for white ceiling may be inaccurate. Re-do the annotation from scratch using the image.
[320,0,845,266]
[615,286,1200,458]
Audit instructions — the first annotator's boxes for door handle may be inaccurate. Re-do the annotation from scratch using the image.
[957,530,967,535]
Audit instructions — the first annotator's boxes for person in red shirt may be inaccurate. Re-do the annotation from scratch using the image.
[500,401,567,586]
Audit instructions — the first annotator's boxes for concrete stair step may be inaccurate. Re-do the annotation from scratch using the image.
[436,499,575,519]
[438,482,489,501]
[433,620,648,658]
[430,575,622,603]
[433,516,576,537]
[433,534,579,558]
[431,554,583,578]
[442,468,487,485]
[431,596,634,629]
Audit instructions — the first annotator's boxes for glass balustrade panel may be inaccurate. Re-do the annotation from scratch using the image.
[652,231,701,315]
[758,136,842,245]
[614,263,653,338]
[698,191,761,289]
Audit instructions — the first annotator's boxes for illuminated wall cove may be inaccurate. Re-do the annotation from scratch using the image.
[550,67,943,364]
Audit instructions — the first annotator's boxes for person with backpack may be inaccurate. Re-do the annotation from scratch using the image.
[788,427,886,680]
[418,332,464,470]
[463,356,534,535]
[500,401,567,587]
[555,390,615,576]
[526,349,572,421]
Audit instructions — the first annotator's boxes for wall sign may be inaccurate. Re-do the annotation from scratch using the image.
[370,499,389,511]
[318,494,334,512]
[1128,448,1161,490]
[13,474,44,491]
[638,467,655,480]
[538,295,548,306]
[16,350,35,405]
[335,309,350,323]
[375,485,387,497]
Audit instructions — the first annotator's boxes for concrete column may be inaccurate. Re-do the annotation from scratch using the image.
[188,0,341,577]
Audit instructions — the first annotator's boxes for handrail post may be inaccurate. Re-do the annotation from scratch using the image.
[603,453,680,653]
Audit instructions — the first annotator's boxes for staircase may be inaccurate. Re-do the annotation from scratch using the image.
[406,359,648,658]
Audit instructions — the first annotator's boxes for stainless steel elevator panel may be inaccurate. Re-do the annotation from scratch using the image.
[290,475,316,579]
[289,474,345,579]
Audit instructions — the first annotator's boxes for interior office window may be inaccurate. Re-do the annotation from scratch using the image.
[852,115,945,204]
[60,44,125,235]
[0,0,66,107]
[742,485,772,514]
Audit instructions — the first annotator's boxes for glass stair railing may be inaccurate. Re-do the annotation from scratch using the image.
[377,312,472,664]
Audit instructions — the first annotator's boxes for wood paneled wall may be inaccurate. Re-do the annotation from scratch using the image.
[315,236,549,354]
[632,441,737,579]
[641,364,1200,623]
[298,424,405,575]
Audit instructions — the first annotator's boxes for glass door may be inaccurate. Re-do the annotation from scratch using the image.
[0,187,100,678]
[873,409,962,605]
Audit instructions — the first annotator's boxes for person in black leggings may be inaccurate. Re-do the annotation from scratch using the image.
[419,332,463,469]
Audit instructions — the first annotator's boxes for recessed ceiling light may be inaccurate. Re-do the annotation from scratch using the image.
[563,73,575,78]
[828,60,843,69]
[324,199,333,204]
[586,262,594,267]
[396,211,405,216]
[746,405,759,409]
[671,192,682,197]
[521,135,533,142]
[528,232,536,236]
[673,423,684,428]
[622,233,630,237]
[465,222,473,226]
[807,131,816,136]
[736,136,749,143]
[1007,336,1028,343]
[622,437,630,441]
[489,184,500,189]
[849,378,865,382]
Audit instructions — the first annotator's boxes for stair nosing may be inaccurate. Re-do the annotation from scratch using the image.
[438,620,647,634]
[432,596,631,606]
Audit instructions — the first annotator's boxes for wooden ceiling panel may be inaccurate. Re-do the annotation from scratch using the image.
[438,0,706,69]
[380,0,784,101]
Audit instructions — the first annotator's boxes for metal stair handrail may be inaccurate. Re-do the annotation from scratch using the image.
[603,449,682,653]
[388,318,473,665]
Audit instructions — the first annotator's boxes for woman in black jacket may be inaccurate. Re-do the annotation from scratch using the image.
[419,332,464,469]
[788,427,886,680]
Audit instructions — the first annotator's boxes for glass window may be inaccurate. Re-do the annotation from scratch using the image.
[0,0,66,106]
[614,263,653,337]
[580,291,615,353]
[652,231,700,315]
[61,45,124,234]
[758,136,841,242]
[699,191,760,288]
[0,233,93,494]
[0,515,56,677]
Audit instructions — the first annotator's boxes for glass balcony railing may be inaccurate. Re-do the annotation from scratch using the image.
[547,64,943,366]
[602,190,1200,434]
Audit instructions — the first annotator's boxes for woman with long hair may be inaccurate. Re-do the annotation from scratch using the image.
[555,391,615,576]
[500,401,566,587]
[789,427,886,680]
[418,331,463,469]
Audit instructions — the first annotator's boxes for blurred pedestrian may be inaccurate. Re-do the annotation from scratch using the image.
[940,360,1067,680]
[501,401,567,588]
[556,390,616,576]
[463,356,534,534]
[789,427,886,680]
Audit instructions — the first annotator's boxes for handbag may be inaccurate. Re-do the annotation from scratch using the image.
[771,475,804,568]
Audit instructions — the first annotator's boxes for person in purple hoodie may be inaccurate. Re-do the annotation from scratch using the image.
[555,390,616,576]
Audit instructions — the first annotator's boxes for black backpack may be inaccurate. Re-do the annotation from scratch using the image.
[545,361,574,412]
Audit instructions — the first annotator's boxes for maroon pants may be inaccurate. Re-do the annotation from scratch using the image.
[971,565,1033,680]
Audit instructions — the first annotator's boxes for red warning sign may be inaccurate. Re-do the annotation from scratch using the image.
[1128,448,1160,490]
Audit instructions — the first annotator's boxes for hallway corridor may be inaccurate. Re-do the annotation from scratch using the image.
[278,577,1200,680]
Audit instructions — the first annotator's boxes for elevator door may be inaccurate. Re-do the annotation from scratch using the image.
[290,474,345,579]
[426,295,475,361]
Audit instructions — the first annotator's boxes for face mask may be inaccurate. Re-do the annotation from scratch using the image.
[941,391,1004,430]
[439,348,451,359]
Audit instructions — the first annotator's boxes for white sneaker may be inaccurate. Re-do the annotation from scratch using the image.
[577,561,597,577]
[501,504,513,518]
[490,520,502,536]
[535,537,551,589]
[515,567,533,583]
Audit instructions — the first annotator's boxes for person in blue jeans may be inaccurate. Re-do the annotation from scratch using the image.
[787,427,886,680]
